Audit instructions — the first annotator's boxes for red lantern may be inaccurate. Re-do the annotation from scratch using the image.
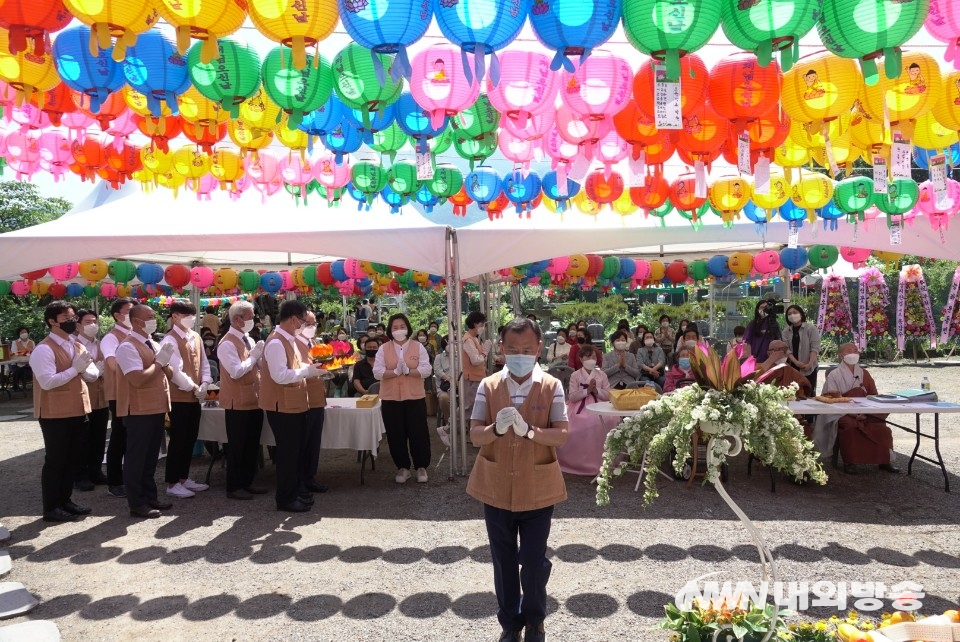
[448,186,474,217]
[182,120,227,154]
[629,173,671,210]
[164,264,190,289]
[71,134,109,181]
[678,102,730,164]
[747,108,791,156]
[669,173,707,219]
[20,268,47,280]
[0,0,73,56]
[584,170,624,206]
[665,260,689,284]
[708,53,782,131]
[633,54,708,119]
[106,141,142,182]
[585,254,604,279]
[486,192,510,220]
[47,282,67,298]
[316,263,335,287]
[135,114,183,153]
[29,82,76,126]
[72,89,127,131]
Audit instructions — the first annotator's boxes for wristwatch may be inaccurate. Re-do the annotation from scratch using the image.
[524,427,535,440]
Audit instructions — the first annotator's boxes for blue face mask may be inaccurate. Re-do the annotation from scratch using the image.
[505,354,537,378]
[678,358,691,370]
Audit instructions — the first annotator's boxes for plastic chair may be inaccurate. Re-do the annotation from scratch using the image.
[354,319,369,339]
[366,381,380,395]
[586,323,604,341]
[546,365,574,394]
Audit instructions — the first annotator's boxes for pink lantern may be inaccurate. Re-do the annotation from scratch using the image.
[100,282,117,298]
[753,250,782,275]
[190,266,215,289]
[925,0,960,69]
[10,104,51,132]
[498,128,538,170]
[7,157,40,180]
[38,131,73,166]
[486,49,562,129]
[312,152,351,202]
[595,130,629,178]
[61,112,96,143]
[245,151,281,203]
[280,270,294,291]
[633,259,651,281]
[344,259,365,280]
[4,131,40,164]
[188,174,219,201]
[338,279,355,296]
[839,247,871,268]
[11,280,30,296]
[559,50,632,122]
[410,44,481,130]
[917,179,960,231]
[228,174,251,201]
[105,109,138,149]
[555,104,611,158]
[502,109,555,147]
[49,263,80,281]
[280,155,313,199]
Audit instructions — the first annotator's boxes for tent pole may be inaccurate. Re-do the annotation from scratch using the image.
[709,281,715,341]
[190,285,201,332]
[451,229,468,476]
[444,227,460,480]
[782,268,792,302]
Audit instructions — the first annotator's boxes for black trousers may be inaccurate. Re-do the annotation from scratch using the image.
[806,369,820,395]
[76,406,109,482]
[165,401,201,484]
[106,400,127,486]
[123,413,165,510]
[39,416,87,513]
[300,407,325,484]
[265,410,306,507]
[224,408,263,492]
[484,503,555,633]
[380,398,431,471]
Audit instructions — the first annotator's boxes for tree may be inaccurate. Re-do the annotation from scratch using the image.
[0,181,72,233]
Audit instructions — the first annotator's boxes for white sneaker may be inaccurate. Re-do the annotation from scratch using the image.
[165,483,195,498]
[395,468,411,484]
[182,479,209,492]
[416,468,428,483]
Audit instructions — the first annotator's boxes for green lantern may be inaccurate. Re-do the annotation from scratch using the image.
[648,201,674,227]
[600,256,620,280]
[426,164,464,202]
[833,176,875,222]
[261,47,334,130]
[0,281,10,296]
[369,122,408,164]
[332,43,403,129]
[720,0,820,72]
[454,131,498,170]
[622,0,722,81]
[388,160,421,199]
[351,159,389,204]
[372,263,391,274]
[303,265,318,287]
[808,245,839,270]
[411,126,453,156]
[816,0,928,85]
[188,37,263,119]
[689,260,710,283]
[451,94,499,139]
[873,178,920,217]
[83,285,99,298]
[108,260,137,283]
[238,270,260,293]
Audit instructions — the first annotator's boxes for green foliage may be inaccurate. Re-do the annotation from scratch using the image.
[661,601,796,642]
[0,182,72,232]
[398,289,446,332]
[552,296,629,332]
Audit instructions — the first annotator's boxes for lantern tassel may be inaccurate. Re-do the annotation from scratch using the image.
[166,90,178,116]
[474,43,486,86]
[291,36,307,70]
[549,50,575,73]
[883,47,902,81]
[176,26,191,55]
[391,46,412,83]
[860,57,880,86]
[489,51,501,86]
[461,48,473,86]
[201,37,219,64]
[665,49,681,83]
[371,48,387,87]
[757,39,772,68]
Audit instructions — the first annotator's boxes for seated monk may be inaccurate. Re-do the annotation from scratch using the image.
[758,341,812,399]
[820,343,899,475]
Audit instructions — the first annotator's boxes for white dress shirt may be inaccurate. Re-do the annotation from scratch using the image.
[160,324,212,392]
[217,327,258,380]
[470,364,568,424]
[372,340,433,380]
[76,334,102,362]
[29,332,100,391]
[462,333,486,366]
[116,331,162,376]
[100,325,130,359]
[263,327,313,385]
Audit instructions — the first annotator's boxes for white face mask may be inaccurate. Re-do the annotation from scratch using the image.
[475,324,485,334]
[644,338,655,347]
[788,314,801,325]
[614,341,628,351]
[143,319,158,335]
[180,315,196,330]
[735,337,744,344]
[582,359,597,371]
[556,336,566,345]
[429,328,437,334]
[242,319,255,334]
[393,329,408,342]
[661,321,669,328]
[19,332,28,341]
[81,323,98,338]
[843,353,860,366]
[301,325,317,339]
[337,334,347,341]
[418,336,427,344]
[775,357,788,366]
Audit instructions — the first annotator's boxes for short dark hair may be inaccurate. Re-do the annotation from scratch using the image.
[683,325,700,339]
[44,300,75,328]
[617,318,630,328]
[170,300,197,316]
[110,297,135,319]
[278,299,308,322]
[642,330,655,341]
[15,325,28,335]
[734,325,746,336]
[579,344,598,359]
[785,304,807,323]
[365,337,380,349]
[611,330,629,342]
[500,317,542,341]
[76,308,97,323]
[386,313,412,340]
[556,328,567,338]
[465,311,486,329]
[659,314,671,323]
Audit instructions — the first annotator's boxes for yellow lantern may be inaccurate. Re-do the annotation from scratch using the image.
[648,260,665,281]
[358,261,375,276]
[131,168,155,189]
[567,254,589,278]
[213,267,239,291]
[773,140,809,184]
[276,113,308,155]
[809,117,861,173]
[177,86,229,129]
[848,92,889,154]
[728,252,753,277]
[933,70,960,137]
[172,144,211,179]
[790,170,834,222]
[0,28,61,104]
[116,284,132,298]
[156,168,187,196]
[861,50,941,140]
[708,176,752,224]
[873,251,903,265]
[612,189,637,216]
[542,196,559,214]
[124,86,174,118]
[210,147,244,189]
[62,0,160,62]
[751,171,790,213]
[157,0,247,63]
[912,112,958,150]
[238,88,282,136]
[229,120,274,157]
[141,146,173,174]
[79,259,109,282]
[246,0,338,69]
[30,280,49,296]
[573,191,601,216]
[781,51,862,136]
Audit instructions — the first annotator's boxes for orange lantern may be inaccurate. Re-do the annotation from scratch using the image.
[613,100,680,163]
[71,133,110,181]
[28,82,76,125]
[182,119,227,154]
[633,53,708,119]
[62,0,160,62]
[157,0,247,63]
[708,52,781,132]
[781,50,861,136]
[448,185,473,217]
[861,50,941,140]
[669,173,707,220]
[134,113,183,153]
[0,0,73,57]
[629,173,671,211]
[678,101,730,167]
[933,70,960,138]
[246,0,338,69]
[584,170,624,207]
[106,140,142,181]
[72,88,127,130]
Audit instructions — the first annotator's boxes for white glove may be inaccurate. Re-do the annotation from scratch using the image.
[303,365,326,379]
[249,341,265,362]
[194,382,209,401]
[495,407,517,436]
[155,342,175,367]
[94,360,105,375]
[482,339,492,354]
[72,351,93,373]
[394,364,404,376]
[512,411,530,437]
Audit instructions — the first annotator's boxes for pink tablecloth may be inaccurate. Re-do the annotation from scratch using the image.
[556,400,611,476]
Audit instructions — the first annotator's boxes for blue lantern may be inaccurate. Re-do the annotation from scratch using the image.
[416,184,440,212]
[344,101,397,134]
[779,247,809,272]
[542,170,580,211]
[465,166,502,210]
[618,257,636,280]
[395,92,447,151]
[322,120,364,164]
[300,97,347,136]
[529,0,621,72]
[53,25,126,113]
[331,260,348,282]
[707,255,731,279]
[432,0,532,85]
[503,169,542,214]
[344,182,368,211]
[137,263,164,285]
[122,29,191,118]
[260,272,283,293]
[66,283,85,297]
[381,184,409,213]
[914,144,960,170]
[817,201,845,232]
[337,0,433,82]
[778,200,806,226]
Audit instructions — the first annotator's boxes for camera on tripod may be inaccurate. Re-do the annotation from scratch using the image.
[761,293,785,316]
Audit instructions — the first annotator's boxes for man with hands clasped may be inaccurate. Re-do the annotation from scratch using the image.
[467,318,569,642]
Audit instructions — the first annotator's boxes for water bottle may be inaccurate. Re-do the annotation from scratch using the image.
[921,376,931,392]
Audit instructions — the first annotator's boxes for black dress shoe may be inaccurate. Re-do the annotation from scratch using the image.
[62,501,92,515]
[305,481,329,493]
[524,623,545,642]
[130,505,161,519]
[148,499,173,510]
[879,463,902,474]
[245,484,269,494]
[498,630,522,642]
[107,485,126,498]
[43,508,77,523]
[297,494,314,506]
[227,489,253,500]
[277,500,310,513]
[73,479,95,492]
[844,464,858,475]
[91,472,109,485]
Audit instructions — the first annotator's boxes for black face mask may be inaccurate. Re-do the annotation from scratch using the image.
[59,321,77,335]
[577,337,586,345]
[365,350,378,359]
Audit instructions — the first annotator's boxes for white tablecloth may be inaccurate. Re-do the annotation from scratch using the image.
[198,398,385,455]
[586,402,644,418]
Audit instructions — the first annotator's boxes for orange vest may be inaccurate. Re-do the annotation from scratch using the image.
[80,337,108,411]
[466,372,567,512]
[167,329,203,404]
[102,326,127,401]
[33,336,92,419]
[462,334,487,381]
[380,341,425,401]
[258,333,308,413]
[115,335,171,417]
[218,333,260,411]
[296,339,327,410]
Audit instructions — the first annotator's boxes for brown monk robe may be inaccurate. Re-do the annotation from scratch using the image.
[760,341,813,436]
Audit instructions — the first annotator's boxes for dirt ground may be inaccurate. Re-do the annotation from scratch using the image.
[1,364,959,641]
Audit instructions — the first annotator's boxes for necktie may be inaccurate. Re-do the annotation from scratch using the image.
[145,340,156,353]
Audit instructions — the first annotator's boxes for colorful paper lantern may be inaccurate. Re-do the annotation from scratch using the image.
[669,173,707,220]
[665,260,689,284]
[136,262,163,284]
[260,271,283,293]
[247,0,337,70]
[156,0,246,63]
[190,265,215,289]
[485,48,560,128]
[780,247,809,271]
[337,0,431,82]
[433,0,531,85]
[238,269,259,292]
[61,0,159,62]
[558,49,632,122]
[121,28,191,119]
[464,166,502,211]
[187,37,262,119]
[678,101,731,164]
[707,255,731,279]
[332,42,403,129]
[47,262,79,281]
[840,246,872,268]
[781,50,861,135]
[350,157,388,204]
[833,175,875,221]
[632,53,707,120]
[861,50,941,139]
[528,0,620,73]
[584,169,624,207]
[260,47,333,129]
[753,250,782,275]
[409,43,480,130]
[503,169,542,213]
[720,0,820,71]
[873,178,920,216]
[164,264,191,289]
[807,245,839,270]
[708,176,752,224]
[728,252,754,276]
[629,173,670,211]
[708,52,781,131]
[926,0,960,69]
[53,26,130,114]
[425,163,464,201]
[108,259,136,283]
[790,171,835,221]
[622,0,721,81]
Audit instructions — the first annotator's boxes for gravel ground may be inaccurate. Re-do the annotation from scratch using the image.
[1,364,959,641]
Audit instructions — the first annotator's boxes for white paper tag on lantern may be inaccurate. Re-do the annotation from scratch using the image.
[930,153,948,207]
[890,219,903,246]
[629,152,646,187]
[653,62,682,130]
[754,156,770,195]
[416,151,434,180]
[788,223,799,249]
[891,134,912,179]
[737,133,752,175]
[694,161,707,198]
[873,157,888,194]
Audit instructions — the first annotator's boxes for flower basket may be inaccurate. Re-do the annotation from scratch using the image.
[858,268,889,351]
[897,264,936,350]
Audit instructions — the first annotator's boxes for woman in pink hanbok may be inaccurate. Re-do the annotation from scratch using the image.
[557,345,611,476]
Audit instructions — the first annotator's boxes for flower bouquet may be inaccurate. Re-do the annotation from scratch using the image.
[819,274,854,340]
[858,269,889,350]
[897,265,936,350]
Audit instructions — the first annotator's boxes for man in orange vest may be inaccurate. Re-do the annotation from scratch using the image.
[467,318,569,642]
[294,310,329,494]
[74,308,109,492]
[30,301,102,522]
[101,297,135,498]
